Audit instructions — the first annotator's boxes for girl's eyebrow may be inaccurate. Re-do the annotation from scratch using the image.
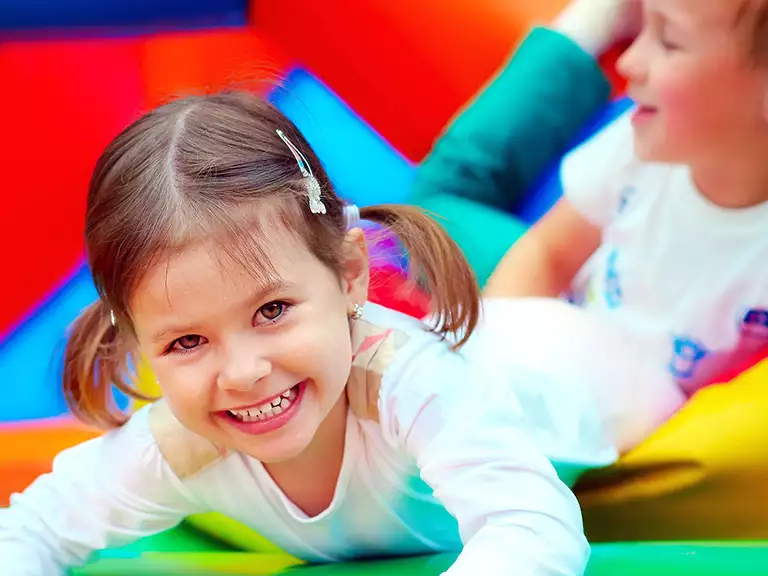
[149,278,295,344]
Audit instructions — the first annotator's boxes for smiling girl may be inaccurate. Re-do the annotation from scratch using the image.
[0,91,613,575]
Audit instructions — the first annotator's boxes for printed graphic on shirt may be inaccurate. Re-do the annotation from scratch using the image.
[669,335,709,381]
[564,281,589,306]
[726,307,768,368]
[741,308,768,340]
[669,309,768,396]
[564,289,582,306]
[564,270,598,308]
[617,185,637,214]
[603,249,623,309]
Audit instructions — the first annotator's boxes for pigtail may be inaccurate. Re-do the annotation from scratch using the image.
[360,204,480,348]
[62,300,155,429]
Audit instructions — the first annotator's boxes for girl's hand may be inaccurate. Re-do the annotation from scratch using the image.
[552,0,642,57]
[346,320,407,423]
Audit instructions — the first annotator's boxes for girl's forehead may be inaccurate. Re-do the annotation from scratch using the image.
[131,226,310,313]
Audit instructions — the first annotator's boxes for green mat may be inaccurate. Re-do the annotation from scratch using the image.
[71,528,768,576]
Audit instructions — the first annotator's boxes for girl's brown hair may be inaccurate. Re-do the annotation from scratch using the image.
[64,91,480,430]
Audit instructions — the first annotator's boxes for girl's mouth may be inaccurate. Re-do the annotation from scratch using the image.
[225,384,300,422]
[632,105,658,124]
[220,381,306,435]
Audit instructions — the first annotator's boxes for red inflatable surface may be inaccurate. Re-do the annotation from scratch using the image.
[140,28,288,109]
[253,0,570,162]
[0,39,143,337]
[710,346,768,386]
[368,265,430,320]
[599,42,630,97]
[0,29,287,338]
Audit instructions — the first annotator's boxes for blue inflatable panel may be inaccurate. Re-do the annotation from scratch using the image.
[517,97,634,224]
[0,264,98,422]
[0,0,247,32]
[270,68,416,208]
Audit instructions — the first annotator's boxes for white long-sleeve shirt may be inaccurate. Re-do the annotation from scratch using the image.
[0,302,615,575]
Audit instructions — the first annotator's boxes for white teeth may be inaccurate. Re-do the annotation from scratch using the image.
[228,385,299,422]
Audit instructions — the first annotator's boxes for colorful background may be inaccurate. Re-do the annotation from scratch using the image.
[4,2,768,574]
[0,0,589,423]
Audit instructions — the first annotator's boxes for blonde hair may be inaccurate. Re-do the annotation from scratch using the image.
[64,91,480,429]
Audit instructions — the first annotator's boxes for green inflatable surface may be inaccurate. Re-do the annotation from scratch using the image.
[71,527,768,576]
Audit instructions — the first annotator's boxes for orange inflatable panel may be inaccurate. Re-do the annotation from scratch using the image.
[0,418,100,506]
[0,38,144,337]
[139,28,290,110]
[253,0,569,162]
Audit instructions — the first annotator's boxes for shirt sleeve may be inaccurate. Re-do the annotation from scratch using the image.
[561,109,638,228]
[0,408,202,575]
[377,333,590,576]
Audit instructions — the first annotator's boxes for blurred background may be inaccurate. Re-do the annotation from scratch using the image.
[4,3,768,571]
[0,0,580,424]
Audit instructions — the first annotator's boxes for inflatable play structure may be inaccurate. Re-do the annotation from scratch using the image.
[2,0,768,573]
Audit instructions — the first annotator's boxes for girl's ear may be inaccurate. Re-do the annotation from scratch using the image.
[340,227,369,311]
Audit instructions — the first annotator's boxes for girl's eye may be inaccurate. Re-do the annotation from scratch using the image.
[256,301,289,325]
[169,334,207,354]
[661,38,679,51]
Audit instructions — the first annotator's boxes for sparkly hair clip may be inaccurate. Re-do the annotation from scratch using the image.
[275,129,326,215]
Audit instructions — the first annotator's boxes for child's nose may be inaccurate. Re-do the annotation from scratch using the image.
[616,36,648,85]
[218,345,272,391]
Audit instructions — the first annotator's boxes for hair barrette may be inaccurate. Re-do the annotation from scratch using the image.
[275,129,326,215]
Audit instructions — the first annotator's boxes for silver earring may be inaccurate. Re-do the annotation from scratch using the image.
[351,303,364,320]
[109,309,117,327]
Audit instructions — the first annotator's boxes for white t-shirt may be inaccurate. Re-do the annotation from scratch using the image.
[0,303,615,576]
[561,110,768,397]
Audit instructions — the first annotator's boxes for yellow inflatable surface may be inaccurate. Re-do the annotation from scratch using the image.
[135,361,161,407]
[576,357,768,541]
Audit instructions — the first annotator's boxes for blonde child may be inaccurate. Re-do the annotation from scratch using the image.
[0,92,614,575]
[484,0,768,446]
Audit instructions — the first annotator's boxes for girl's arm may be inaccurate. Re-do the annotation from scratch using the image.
[0,408,201,575]
[349,322,593,575]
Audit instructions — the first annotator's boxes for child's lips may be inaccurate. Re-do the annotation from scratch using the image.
[631,105,658,123]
